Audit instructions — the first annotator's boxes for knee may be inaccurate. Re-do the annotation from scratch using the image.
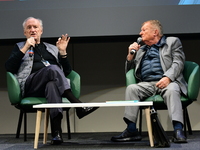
[126,84,137,93]
[164,85,180,96]
[46,65,63,78]
[46,81,56,88]
[162,84,181,103]
[47,65,60,72]
[126,84,133,91]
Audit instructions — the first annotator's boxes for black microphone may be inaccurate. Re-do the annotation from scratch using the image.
[130,37,143,55]
[28,46,34,57]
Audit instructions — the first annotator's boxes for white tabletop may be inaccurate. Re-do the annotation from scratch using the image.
[33,100,153,108]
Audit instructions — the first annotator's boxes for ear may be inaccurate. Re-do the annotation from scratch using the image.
[23,30,26,36]
[154,29,159,37]
[41,28,43,34]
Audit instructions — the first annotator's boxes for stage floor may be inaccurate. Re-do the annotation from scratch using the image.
[0,131,199,150]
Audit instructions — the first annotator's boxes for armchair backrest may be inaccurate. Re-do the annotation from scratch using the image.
[183,61,200,100]
[66,70,81,99]
[7,70,81,105]
[6,72,22,105]
[126,61,200,100]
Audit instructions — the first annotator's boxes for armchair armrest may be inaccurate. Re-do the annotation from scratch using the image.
[126,69,137,86]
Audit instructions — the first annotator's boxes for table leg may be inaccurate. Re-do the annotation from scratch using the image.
[34,109,42,149]
[43,108,49,144]
[145,107,154,147]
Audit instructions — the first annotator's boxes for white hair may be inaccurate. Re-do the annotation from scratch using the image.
[22,17,43,29]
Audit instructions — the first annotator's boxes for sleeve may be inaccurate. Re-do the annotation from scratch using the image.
[59,55,72,77]
[5,44,25,74]
[163,37,185,81]
[125,59,135,73]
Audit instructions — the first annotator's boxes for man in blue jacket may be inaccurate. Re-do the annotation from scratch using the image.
[111,20,187,143]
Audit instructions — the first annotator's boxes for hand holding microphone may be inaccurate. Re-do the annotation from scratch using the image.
[28,37,35,57]
[20,37,36,55]
[130,37,143,55]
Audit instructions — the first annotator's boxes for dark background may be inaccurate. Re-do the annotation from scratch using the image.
[1,33,200,94]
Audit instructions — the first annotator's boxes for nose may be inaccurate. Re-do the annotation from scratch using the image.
[30,27,35,32]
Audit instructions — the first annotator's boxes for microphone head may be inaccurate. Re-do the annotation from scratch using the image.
[137,37,143,44]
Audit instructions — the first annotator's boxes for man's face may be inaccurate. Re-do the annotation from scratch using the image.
[139,22,156,44]
[23,18,43,43]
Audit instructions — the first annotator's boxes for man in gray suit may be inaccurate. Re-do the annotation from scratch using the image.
[111,20,187,143]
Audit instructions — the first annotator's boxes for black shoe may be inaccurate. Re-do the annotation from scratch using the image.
[172,129,187,143]
[51,130,63,145]
[111,129,142,142]
[76,107,99,119]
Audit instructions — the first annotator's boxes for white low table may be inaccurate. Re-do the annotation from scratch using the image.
[33,101,153,149]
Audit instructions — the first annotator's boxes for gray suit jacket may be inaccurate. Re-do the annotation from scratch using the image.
[125,36,187,95]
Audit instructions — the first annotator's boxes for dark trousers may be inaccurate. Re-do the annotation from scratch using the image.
[25,65,70,118]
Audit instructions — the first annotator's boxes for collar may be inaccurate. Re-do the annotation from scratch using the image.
[141,36,166,51]
[155,36,166,47]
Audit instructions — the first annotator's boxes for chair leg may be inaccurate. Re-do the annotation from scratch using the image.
[24,112,27,141]
[139,107,142,135]
[34,109,43,149]
[184,108,192,135]
[16,110,23,138]
[183,109,187,137]
[66,109,71,139]
[43,108,49,144]
[144,107,154,147]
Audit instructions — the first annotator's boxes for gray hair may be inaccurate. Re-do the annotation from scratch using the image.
[143,20,163,37]
[22,17,43,29]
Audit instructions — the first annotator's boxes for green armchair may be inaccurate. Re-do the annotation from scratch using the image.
[126,61,200,136]
[7,70,80,141]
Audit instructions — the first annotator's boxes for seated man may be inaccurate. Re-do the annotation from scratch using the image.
[111,20,187,143]
[5,17,98,145]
